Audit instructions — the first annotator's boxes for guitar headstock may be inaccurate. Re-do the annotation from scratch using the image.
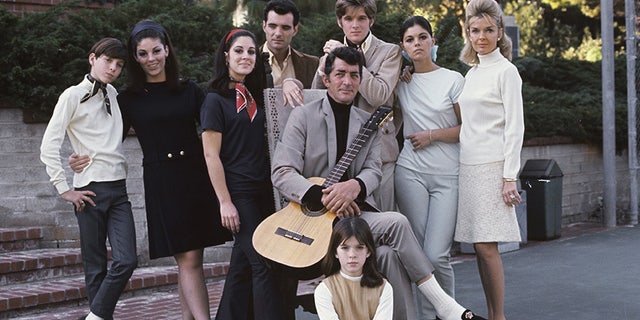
[364,105,393,130]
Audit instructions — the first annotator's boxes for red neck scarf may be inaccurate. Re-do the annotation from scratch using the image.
[234,80,257,122]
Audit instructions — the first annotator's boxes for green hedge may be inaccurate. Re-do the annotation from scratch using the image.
[1,0,231,121]
[515,56,628,151]
[0,1,630,151]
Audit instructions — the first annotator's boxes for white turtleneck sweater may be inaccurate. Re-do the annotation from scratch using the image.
[40,76,127,194]
[458,48,524,179]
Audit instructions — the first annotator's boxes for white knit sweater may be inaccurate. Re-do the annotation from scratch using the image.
[458,48,524,179]
[40,76,127,194]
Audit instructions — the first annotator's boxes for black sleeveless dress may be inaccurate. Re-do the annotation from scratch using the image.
[119,80,231,259]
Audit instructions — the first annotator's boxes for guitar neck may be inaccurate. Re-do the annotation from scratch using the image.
[323,126,376,187]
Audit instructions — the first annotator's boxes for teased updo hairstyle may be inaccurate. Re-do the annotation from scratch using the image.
[459,0,512,65]
[126,20,182,93]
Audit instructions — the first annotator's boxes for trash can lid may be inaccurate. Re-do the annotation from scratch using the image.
[519,159,563,178]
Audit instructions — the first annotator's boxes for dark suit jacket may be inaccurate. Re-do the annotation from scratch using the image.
[311,34,402,163]
[290,47,319,89]
[260,45,319,89]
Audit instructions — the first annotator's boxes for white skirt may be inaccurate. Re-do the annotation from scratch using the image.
[454,161,521,243]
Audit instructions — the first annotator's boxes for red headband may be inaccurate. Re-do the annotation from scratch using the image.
[225,29,245,45]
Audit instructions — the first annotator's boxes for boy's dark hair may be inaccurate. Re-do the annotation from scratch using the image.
[90,37,127,61]
[263,0,300,26]
[321,217,385,288]
[324,46,363,78]
[335,0,377,20]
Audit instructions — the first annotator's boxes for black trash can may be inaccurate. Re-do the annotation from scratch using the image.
[519,159,563,240]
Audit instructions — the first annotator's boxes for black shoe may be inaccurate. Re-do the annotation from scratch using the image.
[462,309,487,320]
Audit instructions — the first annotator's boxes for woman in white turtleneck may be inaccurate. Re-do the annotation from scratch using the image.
[454,0,525,320]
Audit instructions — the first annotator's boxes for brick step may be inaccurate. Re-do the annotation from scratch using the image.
[8,273,320,320]
[11,278,228,320]
[0,262,229,318]
[0,228,43,253]
[0,248,83,286]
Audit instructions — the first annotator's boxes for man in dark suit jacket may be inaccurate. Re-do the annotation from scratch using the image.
[261,0,319,107]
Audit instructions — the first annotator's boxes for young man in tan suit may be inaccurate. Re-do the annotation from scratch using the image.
[312,0,402,212]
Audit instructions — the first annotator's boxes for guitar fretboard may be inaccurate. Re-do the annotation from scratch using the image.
[323,126,376,187]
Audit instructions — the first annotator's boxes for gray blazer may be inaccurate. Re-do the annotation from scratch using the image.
[312,34,402,163]
[271,96,382,210]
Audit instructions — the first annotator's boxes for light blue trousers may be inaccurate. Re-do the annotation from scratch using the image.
[395,165,458,320]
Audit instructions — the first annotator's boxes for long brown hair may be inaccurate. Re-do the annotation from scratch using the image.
[207,29,265,106]
[321,217,384,288]
[126,20,183,93]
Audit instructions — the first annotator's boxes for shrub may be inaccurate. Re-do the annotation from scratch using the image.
[3,0,229,122]
[516,57,628,152]
[1,1,630,152]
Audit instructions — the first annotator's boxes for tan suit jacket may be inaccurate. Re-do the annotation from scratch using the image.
[271,96,382,211]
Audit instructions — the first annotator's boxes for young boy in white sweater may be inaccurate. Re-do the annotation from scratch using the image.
[40,38,137,320]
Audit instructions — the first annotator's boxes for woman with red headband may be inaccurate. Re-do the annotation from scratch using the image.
[201,29,283,320]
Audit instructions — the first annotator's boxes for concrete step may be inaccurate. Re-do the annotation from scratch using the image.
[0,227,42,253]
[0,248,83,286]
[0,262,229,318]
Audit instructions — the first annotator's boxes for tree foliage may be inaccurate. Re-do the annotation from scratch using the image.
[515,56,628,151]
[0,0,630,150]
[2,0,230,121]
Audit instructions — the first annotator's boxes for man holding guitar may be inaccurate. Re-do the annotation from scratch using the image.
[270,47,485,320]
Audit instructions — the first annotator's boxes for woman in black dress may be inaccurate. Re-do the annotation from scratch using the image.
[200,29,283,320]
[119,20,231,320]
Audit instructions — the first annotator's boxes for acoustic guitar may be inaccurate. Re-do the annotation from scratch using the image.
[252,105,393,269]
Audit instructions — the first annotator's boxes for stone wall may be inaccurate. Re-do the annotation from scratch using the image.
[0,108,633,264]
[0,108,230,266]
[521,144,631,224]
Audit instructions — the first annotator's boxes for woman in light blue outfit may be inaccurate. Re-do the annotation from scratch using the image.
[394,16,465,320]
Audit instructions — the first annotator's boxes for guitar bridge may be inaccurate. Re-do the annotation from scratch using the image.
[275,227,314,245]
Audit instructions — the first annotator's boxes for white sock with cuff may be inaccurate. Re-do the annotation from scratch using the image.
[417,276,466,320]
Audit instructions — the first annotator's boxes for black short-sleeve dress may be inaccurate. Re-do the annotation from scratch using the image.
[119,80,231,259]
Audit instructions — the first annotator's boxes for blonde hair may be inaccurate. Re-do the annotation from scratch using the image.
[459,0,512,65]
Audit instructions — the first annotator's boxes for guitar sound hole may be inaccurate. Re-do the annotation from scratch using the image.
[302,203,328,217]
